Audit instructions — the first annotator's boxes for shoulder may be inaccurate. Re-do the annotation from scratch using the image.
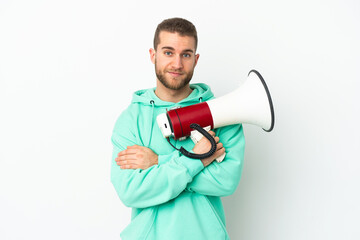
[113,103,142,132]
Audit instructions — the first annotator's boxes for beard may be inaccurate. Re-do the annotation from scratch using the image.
[155,61,194,91]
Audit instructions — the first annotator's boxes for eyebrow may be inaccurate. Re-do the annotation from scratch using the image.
[161,46,194,53]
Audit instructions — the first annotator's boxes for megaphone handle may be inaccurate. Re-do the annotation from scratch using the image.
[190,127,226,163]
[177,123,217,160]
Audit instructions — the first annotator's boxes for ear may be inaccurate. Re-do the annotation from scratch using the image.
[149,48,156,64]
[194,53,200,67]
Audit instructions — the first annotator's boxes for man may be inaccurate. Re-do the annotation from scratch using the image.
[111,18,245,240]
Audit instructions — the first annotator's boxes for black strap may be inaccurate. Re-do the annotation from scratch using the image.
[166,123,217,159]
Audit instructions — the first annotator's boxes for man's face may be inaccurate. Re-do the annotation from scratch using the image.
[150,31,199,91]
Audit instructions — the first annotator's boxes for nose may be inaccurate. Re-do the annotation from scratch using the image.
[171,55,183,69]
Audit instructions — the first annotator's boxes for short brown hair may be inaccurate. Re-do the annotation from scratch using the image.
[153,17,198,50]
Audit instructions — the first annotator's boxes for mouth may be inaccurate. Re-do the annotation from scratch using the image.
[168,71,183,77]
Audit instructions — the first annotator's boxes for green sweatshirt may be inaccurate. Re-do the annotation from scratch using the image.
[111,83,245,240]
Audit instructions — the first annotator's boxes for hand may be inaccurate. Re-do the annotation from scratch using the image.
[115,145,158,170]
[192,131,225,167]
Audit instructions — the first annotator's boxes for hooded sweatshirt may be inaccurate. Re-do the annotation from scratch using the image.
[111,83,245,240]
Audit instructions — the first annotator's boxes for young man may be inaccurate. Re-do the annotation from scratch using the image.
[111,18,245,240]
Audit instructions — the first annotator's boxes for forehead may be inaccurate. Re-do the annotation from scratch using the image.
[158,31,196,51]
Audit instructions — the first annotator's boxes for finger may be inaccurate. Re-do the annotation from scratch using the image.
[117,159,136,166]
[118,148,138,156]
[214,136,220,143]
[117,145,140,156]
[117,159,139,167]
[120,163,138,169]
[208,131,216,137]
[214,147,225,157]
[115,154,138,162]
[216,142,223,150]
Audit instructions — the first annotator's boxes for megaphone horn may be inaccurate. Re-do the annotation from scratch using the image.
[208,69,275,132]
[156,69,275,159]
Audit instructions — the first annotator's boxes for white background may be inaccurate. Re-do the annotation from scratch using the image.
[1,0,359,239]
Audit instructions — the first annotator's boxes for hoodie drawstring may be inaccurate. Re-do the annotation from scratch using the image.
[147,100,155,147]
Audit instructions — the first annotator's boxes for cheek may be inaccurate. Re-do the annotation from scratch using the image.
[156,58,170,70]
[185,60,196,70]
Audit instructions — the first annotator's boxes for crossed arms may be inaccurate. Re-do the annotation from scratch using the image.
[115,130,224,170]
[110,112,245,208]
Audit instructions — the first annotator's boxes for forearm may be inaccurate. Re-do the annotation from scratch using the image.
[185,125,245,196]
[111,137,204,208]
[186,155,243,196]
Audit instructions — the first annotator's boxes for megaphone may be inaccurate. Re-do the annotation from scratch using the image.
[156,69,275,160]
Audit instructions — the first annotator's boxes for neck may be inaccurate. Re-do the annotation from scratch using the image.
[154,80,193,103]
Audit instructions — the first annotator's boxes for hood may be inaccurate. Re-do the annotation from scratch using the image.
[131,83,214,107]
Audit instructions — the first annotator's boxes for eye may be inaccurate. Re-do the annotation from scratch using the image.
[164,51,172,56]
[183,53,191,58]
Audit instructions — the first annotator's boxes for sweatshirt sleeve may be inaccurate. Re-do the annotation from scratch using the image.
[110,111,204,209]
[185,124,245,197]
